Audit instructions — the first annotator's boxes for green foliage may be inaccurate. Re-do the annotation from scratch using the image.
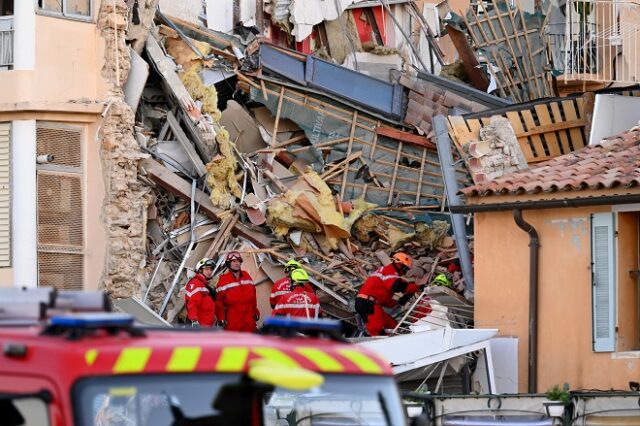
[545,383,571,405]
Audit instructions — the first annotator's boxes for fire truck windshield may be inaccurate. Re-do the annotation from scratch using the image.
[72,373,405,426]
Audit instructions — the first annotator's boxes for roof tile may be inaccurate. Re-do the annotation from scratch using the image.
[461,128,640,197]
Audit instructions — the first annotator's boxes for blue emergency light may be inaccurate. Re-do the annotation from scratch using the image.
[49,313,134,328]
[263,317,342,334]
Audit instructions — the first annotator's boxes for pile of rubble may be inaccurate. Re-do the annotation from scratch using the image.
[125,10,475,330]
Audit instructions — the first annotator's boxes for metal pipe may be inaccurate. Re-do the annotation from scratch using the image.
[159,179,197,316]
[433,115,475,293]
[378,0,430,72]
[450,193,640,214]
[513,209,539,393]
[143,252,166,304]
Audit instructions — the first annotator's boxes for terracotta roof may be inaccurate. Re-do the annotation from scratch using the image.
[461,128,640,197]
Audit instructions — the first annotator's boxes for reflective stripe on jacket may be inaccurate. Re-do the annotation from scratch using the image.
[185,273,216,326]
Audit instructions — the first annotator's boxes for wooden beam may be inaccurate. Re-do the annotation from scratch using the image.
[145,35,213,160]
[141,158,223,220]
[376,126,437,150]
[446,26,490,92]
[141,158,275,248]
[165,111,207,177]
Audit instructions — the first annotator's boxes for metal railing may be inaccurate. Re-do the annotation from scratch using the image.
[0,16,13,69]
[554,0,640,83]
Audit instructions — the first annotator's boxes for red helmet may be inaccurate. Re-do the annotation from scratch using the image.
[392,252,413,268]
[225,251,243,263]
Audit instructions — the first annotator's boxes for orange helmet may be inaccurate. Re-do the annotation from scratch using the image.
[392,252,413,268]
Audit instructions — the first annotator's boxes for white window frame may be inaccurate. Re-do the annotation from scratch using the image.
[37,0,93,22]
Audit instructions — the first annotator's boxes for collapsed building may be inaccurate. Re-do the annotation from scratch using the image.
[3,0,640,397]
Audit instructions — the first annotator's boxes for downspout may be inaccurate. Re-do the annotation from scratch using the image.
[513,209,539,393]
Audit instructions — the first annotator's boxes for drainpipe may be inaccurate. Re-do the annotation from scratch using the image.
[433,115,474,293]
[513,209,539,393]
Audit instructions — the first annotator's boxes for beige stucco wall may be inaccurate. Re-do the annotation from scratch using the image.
[474,204,640,392]
[0,9,109,290]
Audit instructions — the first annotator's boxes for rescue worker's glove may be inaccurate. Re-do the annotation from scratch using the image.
[218,320,228,328]
[397,294,414,306]
[191,320,199,327]
[253,313,260,322]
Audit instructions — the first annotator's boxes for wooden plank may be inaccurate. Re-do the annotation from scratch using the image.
[146,35,213,160]
[520,109,547,159]
[447,116,474,150]
[269,86,286,163]
[550,102,572,154]
[466,118,483,139]
[517,117,586,138]
[340,111,358,200]
[165,111,207,176]
[478,5,526,93]
[505,111,534,160]
[387,142,404,205]
[446,26,490,91]
[533,104,561,157]
[141,158,223,220]
[561,100,585,151]
[415,148,428,205]
[458,11,508,96]
[375,126,437,150]
[515,0,545,97]
[330,179,443,199]
[370,120,381,160]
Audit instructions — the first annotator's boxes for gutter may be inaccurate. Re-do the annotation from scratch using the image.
[513,210,539,394]
[450,193,640,214]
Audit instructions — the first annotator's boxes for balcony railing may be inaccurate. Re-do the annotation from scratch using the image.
[0,16,13,70]
[547,0,640,84]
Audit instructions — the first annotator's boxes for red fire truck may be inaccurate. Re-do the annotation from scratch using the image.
[0,288,408,426]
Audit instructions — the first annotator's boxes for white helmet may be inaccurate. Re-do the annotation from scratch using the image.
[196,257,215,272]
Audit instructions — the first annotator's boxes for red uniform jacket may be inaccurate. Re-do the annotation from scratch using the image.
[358,263,420,308]
[273,286,321,319]
[185,273,216,327]
[215,270,259,332]
[269,277,315,308]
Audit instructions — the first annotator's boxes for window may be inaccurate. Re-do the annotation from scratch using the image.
[38,0,91,19]
[591,210,640,353]
[73,374,406,426]
[0,395,50,425]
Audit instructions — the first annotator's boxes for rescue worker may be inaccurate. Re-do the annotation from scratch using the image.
[215,251,260,332]
[272,269,321,319]
[355,252,422,336]
[269,259,315,309]
[185,257,217,327]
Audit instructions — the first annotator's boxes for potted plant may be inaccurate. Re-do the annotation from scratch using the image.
[543,383,571,417]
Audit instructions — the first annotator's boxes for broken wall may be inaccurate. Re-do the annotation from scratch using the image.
[98,0,149,298]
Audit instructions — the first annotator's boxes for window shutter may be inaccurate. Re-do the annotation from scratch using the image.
[591,212,616,352]
[36,123,84,290]
[0,123,10,267]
